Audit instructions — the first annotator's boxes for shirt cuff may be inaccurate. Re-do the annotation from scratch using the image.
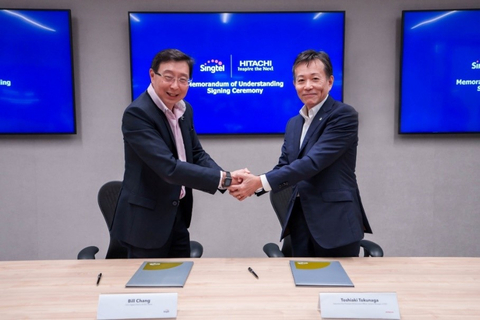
[218,171,224,189]
[260,174,272,192]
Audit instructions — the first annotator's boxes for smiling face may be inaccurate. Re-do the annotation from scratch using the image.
[293,59,334,110]
[149,60,190,110]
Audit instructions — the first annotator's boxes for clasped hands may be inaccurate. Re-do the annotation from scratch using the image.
[229,168,263,201]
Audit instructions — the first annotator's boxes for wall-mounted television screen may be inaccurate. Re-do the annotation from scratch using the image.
[0,9,76,135]
[129,11,345,135]
[399,9,480,134]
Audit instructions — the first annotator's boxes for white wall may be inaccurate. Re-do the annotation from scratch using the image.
[1,0,479,260]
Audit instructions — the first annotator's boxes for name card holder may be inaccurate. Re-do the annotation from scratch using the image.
[97,292,177,319]
[319,292,400,319]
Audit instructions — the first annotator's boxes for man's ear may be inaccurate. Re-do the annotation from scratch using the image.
[149,68,155,81]
[328,75,334,88]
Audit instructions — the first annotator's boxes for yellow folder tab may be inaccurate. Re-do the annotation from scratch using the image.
[295,261,331,270]
[143,262,183,271]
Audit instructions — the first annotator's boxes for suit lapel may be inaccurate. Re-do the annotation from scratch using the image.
[179,115,193,163]
[145,90,188,161]
[298,96,335,155]
[146,93,177,150]
[291,116,304,159]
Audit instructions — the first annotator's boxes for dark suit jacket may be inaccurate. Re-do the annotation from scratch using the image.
[110,91,222,249]
[266,96,372,249]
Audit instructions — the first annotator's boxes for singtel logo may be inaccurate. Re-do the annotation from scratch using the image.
[472,60,480,70]
[200,59,225,74]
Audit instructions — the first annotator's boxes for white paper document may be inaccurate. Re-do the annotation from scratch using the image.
[97,292,177,319]
[319,292,400,319]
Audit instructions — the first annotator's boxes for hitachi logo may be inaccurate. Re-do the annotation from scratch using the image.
[239,60,272,67]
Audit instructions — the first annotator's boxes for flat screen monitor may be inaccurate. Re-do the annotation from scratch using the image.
[129,11,345,135]
[399,9,480,134]
[0,9,76,135]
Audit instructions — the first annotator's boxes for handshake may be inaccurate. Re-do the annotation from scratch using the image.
[227,168,263,201]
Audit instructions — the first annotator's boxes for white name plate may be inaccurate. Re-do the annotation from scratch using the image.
[319,292,400,319]
[97,292,177,319]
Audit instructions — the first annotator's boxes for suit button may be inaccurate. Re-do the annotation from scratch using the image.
[172,201,178,206]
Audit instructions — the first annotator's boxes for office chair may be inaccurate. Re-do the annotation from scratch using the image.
[77,180,204,259]
[262,186,384,258]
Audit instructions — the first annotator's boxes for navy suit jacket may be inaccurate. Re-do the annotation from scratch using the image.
[110,91,222,249]
[266,96,372,249]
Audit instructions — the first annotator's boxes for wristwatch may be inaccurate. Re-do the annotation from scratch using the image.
[222,171,232,188]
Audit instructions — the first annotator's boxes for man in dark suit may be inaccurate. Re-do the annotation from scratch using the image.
[230,50,372,257]
[110,49,244,258]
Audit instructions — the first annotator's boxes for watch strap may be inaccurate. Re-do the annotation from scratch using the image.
[223,171,232,188]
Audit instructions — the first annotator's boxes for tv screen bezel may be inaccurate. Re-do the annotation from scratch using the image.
[399,8,480,135]
[127,10,346,135]
[0,8,77,135]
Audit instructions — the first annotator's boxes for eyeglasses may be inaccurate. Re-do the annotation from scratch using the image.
[154,72,191,86]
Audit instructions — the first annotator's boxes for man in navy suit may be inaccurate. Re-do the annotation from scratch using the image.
[230,50,372,257]
[110,49,245,258]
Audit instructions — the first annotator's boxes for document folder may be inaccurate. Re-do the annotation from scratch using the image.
[289,260,354,287]
[126,261,193,287]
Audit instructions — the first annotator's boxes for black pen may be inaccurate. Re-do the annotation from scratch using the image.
[96,273,102,286]
[248,267,259,279]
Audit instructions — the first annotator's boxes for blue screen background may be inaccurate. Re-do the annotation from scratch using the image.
[400,10,480,134]
[0,9,75,134]
[129,12,345,135]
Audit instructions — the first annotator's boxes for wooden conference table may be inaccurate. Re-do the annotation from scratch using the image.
[1,257,480,319]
